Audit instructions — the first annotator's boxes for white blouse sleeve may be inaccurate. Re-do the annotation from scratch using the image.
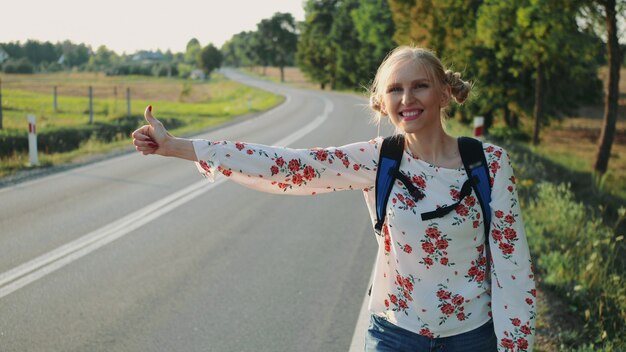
[485,145,536,352]
[192,138,380,195]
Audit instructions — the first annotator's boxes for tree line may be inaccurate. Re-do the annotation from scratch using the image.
[1,0,623,174]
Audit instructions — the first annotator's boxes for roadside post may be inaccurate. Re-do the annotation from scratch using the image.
[88,86,93,124]
[126,87,131,118]
[473,116,484,140]
[53,86,58,112]
[27,114,39,166]
[0,78,3,129]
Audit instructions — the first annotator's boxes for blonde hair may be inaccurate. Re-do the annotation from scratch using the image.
[369,46,472,125]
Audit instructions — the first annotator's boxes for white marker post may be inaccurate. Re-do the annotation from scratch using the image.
[473,116,485,140]
[27,114,39,166]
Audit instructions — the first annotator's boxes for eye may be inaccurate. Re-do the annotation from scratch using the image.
[414,83,429,89]
[387,86,402,93]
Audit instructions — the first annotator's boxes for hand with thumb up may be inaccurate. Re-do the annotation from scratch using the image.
[132,105,196,160]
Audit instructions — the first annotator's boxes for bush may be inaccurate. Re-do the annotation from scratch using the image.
[488,126,531,142]
[523,182,625,347]
[2,57,35,73]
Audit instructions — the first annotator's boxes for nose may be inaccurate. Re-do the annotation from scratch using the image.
[401,90,415,105]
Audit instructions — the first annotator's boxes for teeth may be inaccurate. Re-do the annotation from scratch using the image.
[401,110,421,117]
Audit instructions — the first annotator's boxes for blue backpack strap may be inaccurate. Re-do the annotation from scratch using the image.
[374,135,405,236]
[457,137,492,238]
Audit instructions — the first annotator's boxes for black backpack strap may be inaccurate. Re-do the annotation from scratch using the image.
[374,135,405,236]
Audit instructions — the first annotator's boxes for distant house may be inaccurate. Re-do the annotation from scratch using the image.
[132,51,165,63]
[190,69,206,80]
[0,47,9,64]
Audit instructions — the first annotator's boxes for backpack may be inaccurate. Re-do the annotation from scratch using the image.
[374,134,492,237]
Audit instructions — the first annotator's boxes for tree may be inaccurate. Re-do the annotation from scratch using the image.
[592,0,624,174]
[329,0,360,89]
[184,38,201,65]
[296,0,339,89]
[198,44,223,79]
[256,12,298,82]
[221,31,257,67]
[352,0,396,86]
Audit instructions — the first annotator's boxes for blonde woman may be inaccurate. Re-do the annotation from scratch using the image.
[133,46,536,352]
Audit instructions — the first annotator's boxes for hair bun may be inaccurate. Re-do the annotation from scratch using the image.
[445,70,471,104]
[369,95,383,113]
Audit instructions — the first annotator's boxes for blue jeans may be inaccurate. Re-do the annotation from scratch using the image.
[364,315,498,352]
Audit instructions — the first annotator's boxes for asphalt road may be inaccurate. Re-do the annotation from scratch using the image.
[0,69,393,352]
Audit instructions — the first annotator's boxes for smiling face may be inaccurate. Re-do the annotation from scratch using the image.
[380,59,451,135]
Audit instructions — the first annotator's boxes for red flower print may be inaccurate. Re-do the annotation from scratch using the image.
[508,185,514,193]
[235,142,245,151]
[316,149,328,161]
[222,169,232,177]
[405,281,414,292]
[441,303,454,315]
[399,299,408,309]
[342,158,350,168]
[492,229,503,241]
[475,271,485,282]
[390,294,398,304]
[530,289,537,297]
[501,338,515,349]
[504,228,517,240]
[288,159,300,172]
[292,173,303,185]
[435,239,449,250]
[419,328,434,338]
[517,338,528,350]
[199,160,211,172]
[505,215,516,224]
[468,266,479,277]
[406,198,416,208]
[499,242,514,255]
[276,157,285,167]
[526,298,534,305]
[478,256,487,266]
[412,175,426,188]
[437,290,451,300]
[423,257,434,266]
[270,165,279,176]
[486,145,495,153]
[246,149,253,155]
[440,257,449,265]
[452,295,465,306]
[489,161,500,174]
[353,164,360,171]
[397,194,405,202]
[511,318,521,326]
[520,325,531,335]
[426,227,441,239]
[494,150,503,158]
[404,244,412,253]
[450,189,461,201]
[303,166,315,180]
[278,183,289,189]
[495,210,504,218]
[457,312,466,321]
[465,196,476,207]
[455,204,469,216]
[334,149,345,158]
[422,242,435,254]
[473,220,480,228]
[384,299,389,307]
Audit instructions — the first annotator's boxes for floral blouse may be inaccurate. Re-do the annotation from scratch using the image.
[193,137,536,352]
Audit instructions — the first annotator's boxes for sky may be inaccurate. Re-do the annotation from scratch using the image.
[0,0,305,54]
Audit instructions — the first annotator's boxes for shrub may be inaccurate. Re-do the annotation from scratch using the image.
[2,58,35,73]
[523,182,625,347]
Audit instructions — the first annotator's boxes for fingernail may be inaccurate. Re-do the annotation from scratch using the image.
[148,105,152,112]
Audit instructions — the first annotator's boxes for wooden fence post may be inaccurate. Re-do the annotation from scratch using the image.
[88,86,93,124]
[126,87,131,118]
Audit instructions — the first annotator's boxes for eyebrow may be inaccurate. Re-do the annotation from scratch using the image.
[386,78,431,87]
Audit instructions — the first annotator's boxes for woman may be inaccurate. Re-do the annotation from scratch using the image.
[132,46,536,352]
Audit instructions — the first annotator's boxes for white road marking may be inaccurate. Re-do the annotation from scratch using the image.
[0,95,333,300]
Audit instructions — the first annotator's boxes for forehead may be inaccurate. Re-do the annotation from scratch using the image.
[385,59,432,85]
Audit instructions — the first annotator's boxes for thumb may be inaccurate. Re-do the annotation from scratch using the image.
[144,105,160,127]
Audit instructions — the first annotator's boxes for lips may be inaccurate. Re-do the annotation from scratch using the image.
[399,109,423,121]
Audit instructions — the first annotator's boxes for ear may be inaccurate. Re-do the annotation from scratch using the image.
[380,101,388,116]
[440,86,452,107]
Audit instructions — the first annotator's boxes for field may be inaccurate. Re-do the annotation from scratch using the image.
[0,72,283,178]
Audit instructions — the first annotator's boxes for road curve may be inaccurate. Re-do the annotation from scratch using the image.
[0,69,392,352]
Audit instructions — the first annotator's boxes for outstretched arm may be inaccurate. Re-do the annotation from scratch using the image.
[131,105,196,161]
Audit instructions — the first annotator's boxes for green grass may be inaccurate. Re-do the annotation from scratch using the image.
[0,73,283,178]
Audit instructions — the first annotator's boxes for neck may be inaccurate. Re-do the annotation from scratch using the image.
[404,130,458,167]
